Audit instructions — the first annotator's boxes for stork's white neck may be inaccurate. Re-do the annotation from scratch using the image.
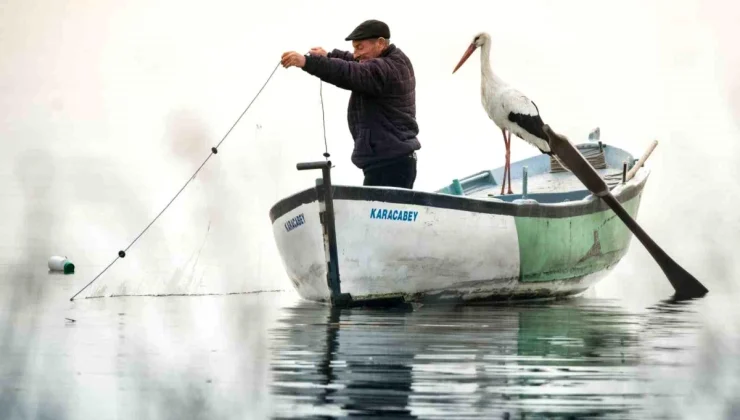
[480,41,505,92]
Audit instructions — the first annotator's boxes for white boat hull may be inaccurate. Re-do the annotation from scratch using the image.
[270,164,649,305]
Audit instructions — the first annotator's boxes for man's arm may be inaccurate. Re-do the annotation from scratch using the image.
[327,49,355,61]
[302,55,387,96]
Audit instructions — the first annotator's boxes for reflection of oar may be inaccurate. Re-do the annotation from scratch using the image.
[543,125,708,300]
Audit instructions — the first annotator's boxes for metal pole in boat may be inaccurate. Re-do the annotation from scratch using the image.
[522,166,528,199]
[319,164,342,300]
[296,160,352,308]
[622,161,627,184]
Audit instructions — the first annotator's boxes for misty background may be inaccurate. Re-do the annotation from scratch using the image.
[1,1,740,418]
[0,0,738,300]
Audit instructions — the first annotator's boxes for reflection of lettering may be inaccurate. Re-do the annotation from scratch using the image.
[369,208,419,222]
[285,213,305,232]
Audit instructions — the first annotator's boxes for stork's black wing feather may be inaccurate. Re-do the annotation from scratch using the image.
[507,101,551,154]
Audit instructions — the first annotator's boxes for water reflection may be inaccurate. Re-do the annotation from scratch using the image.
[269,297,708,419]
[0,272,730,419]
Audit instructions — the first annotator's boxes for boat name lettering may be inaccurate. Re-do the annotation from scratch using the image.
[369,208,418,222]
[285,213,305,232]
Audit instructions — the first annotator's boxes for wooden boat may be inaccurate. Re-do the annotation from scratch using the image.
[268,140,649,307]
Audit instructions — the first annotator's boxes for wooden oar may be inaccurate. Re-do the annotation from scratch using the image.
[626,139,658,182]
[542,125,708,299]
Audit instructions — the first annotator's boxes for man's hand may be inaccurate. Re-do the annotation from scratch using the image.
[281,51,306,68]
[309,47,327,57]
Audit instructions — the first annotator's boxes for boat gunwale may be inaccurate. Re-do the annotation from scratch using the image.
[268,167,650,223]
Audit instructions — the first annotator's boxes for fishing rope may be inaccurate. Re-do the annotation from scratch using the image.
[320,80,330,160]
[70,61,281,301]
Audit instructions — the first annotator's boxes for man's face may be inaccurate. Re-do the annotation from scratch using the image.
[352,38,385,62]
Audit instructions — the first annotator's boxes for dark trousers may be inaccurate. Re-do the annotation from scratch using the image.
[362,154,417,189]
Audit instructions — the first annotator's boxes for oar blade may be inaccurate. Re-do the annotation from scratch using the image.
[600,194,709,299]
[658,255,709,300]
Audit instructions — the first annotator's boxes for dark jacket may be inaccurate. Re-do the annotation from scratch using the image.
[302,44,421,169]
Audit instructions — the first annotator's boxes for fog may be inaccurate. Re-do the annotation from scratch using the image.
[1,0,738,299]
[2,1,740,418]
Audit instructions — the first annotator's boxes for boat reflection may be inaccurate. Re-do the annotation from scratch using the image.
[268,297,706,418]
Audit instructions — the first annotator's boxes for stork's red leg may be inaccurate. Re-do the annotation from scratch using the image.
[506,130,513,194]
[500,129,508,195]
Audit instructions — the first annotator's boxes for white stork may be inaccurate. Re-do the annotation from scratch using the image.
[453,32,567,194]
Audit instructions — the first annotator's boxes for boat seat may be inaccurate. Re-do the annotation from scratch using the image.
[550,143,607,173]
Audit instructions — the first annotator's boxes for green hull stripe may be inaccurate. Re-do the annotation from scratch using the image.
[515,194,642,283]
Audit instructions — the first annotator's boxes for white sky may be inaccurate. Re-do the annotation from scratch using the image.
[0,0,738,298]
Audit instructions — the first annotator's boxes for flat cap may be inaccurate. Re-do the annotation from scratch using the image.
[345,19,390,41]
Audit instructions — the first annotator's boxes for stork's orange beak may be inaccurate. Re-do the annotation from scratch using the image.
[453,43,477,74]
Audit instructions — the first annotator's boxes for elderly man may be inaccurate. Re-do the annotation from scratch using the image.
[281,19,421,189]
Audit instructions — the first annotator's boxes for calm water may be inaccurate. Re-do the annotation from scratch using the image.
[2,268,739,419]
